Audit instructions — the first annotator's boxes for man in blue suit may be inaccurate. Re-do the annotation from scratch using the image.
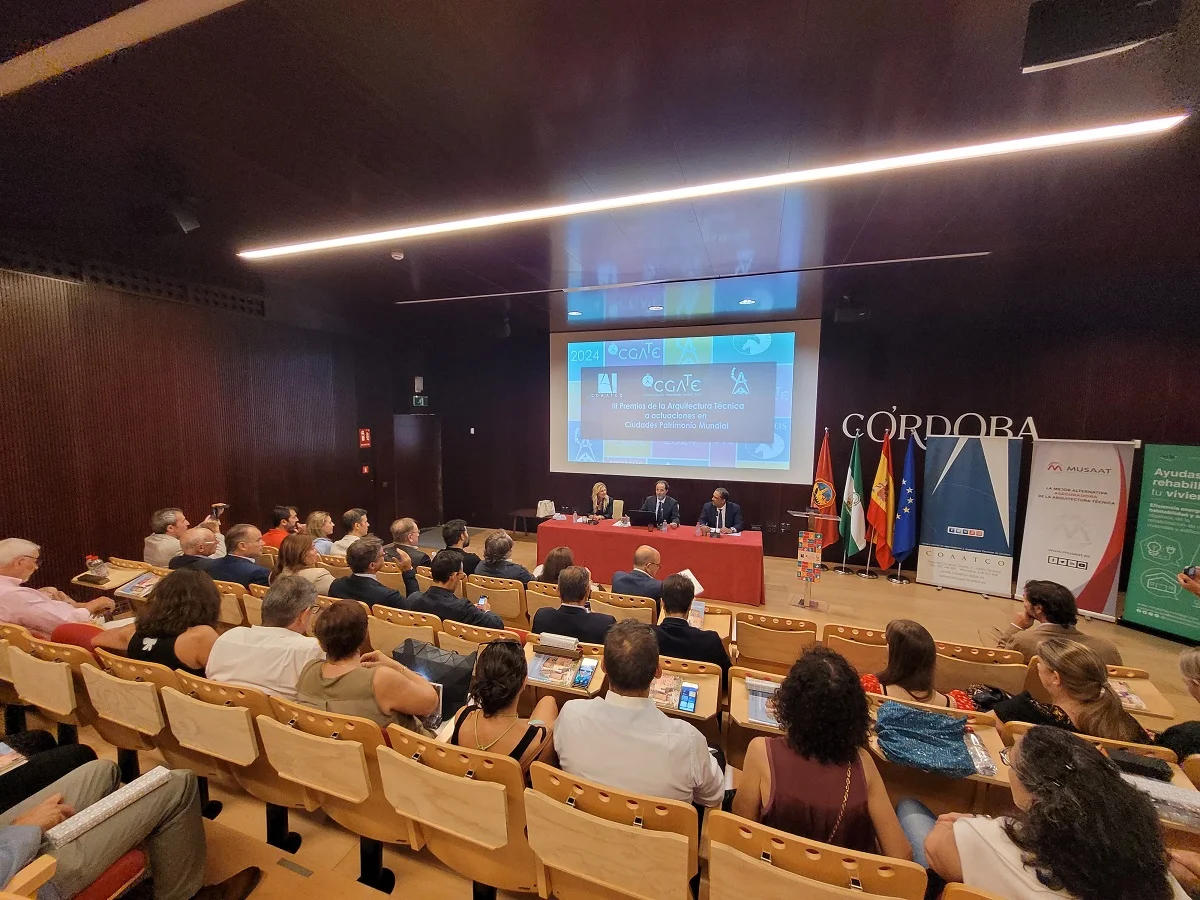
[639,480,680,528]
[329,535,414,610]
[611,545,663,617]
[697,488,743,534]
[204,524,270,588]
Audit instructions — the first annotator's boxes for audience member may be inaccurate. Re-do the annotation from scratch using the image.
[407,550,503,628]
[261,505,298,549]
[270,533,334,595]
[474,531,533,587]
[297,600,439,731]
[917,727,1188,899]
[144,508,226,567]
[998,580,1122,665]
[530,566,615,644]
[450,639,558,771]
[554,620,723,806]
[993,638,1147,742]
[442,519,481,575]
[330,508,370,556]
[639,480,680,528]
[329,535,414,609]
[611,545,664,613]
[204,525,270,588]
[584,482,613,521]
[697,487,743,533]
[860,619,974,710]
[0,738,96,812]
[1181,569,1200,600]
[103,569,221,676]
[383,518,430,568]
[168,528,219,571]
[733,646,911,859]
[305,510,335,556]
[0,539,112,637]
[1156,647,1200,761]
[530,546,574,587]
[206,575,323,700]
[652,574,730,678]
[0,759,262,900]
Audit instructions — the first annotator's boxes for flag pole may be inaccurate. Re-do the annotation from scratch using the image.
[858,541,878,579]
[833,537,852,575]
[888,558,909,585]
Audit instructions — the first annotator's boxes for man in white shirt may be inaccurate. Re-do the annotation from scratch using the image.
[144,507,226,567]
[205,575,323,699]
[330,508,369,556]
[0,539,112,638]
[554,619,724,807]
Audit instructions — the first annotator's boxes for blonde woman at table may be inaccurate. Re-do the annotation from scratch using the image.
[585,482,613,521]
[732,646,912,860]
[919,726,1189,900]
[992,638,1148,743]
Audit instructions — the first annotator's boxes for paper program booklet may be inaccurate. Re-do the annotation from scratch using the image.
[527,653,579,687]
[649,674,683,709]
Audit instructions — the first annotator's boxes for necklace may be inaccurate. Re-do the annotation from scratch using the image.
[473,711,520,751]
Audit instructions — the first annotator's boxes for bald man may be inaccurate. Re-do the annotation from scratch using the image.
[168,528,219,572]
[611,545,664,615]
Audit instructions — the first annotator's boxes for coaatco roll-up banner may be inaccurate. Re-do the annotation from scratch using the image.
[1016,440,1135,621]
[917,436,1021,596]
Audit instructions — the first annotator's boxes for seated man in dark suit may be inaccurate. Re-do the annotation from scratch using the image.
[696,487,744,534]
[168,527,219,571]
[407,549,503,628]
[329,535,411,610]
[611,545,664,616]
[652,574,730,680]
[474,531,533,587]
[639,480,680,529]
[442,519,482,576]
[531,566,615,645]
[383,517,431,568]
[204,524,270,588]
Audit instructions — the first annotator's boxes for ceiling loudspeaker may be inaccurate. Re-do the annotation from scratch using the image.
[1022,0,1181,73]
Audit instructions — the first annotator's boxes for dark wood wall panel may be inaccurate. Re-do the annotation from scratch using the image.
[0,270,392,590]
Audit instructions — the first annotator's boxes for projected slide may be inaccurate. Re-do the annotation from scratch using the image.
[552,326,818,483]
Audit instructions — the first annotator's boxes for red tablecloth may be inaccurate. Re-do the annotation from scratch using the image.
[536,519,765,606]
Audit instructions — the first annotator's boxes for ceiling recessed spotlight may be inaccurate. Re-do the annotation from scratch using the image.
[567,310,582,317]
[647,305,664,312]
[738,297,756,305]
[390,250,405,261]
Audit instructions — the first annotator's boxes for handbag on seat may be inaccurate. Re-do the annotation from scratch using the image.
[874,701,977,778]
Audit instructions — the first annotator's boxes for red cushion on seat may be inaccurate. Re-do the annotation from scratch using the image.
[50,623,104,653]
[74,849,146,900]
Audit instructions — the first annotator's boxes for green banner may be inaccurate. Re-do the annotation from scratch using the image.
[1123,444,1200,639]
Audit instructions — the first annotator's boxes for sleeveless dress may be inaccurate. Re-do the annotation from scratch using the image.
[450,706,546,770]
[127,630,205,677]
[762,737,877,853]
[294,659,428,734]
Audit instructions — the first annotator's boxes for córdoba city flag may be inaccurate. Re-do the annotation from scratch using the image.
[810,429,839,548]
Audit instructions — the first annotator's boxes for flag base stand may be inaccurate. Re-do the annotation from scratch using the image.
[832,567,855,575]
[856,570,879,580]
[887,574,910,585]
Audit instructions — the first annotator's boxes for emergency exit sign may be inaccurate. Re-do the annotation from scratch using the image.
[413,395,429,407]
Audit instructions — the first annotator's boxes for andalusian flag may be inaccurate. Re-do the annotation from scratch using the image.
[809,429,839,548]
[867,433,896,569]
[839,436,866,556]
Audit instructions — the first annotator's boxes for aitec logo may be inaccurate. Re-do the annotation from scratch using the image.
[597,372,617,394]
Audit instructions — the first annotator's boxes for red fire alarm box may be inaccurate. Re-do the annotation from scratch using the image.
[358,428,371,448]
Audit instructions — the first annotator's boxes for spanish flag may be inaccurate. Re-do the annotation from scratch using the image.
[866,433,896,569]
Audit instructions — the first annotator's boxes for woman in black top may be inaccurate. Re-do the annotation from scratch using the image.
[450,640,558,773]
[109,569,221,676]
[585,482,614,521]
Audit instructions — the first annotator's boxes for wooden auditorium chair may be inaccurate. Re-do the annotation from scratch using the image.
[939,886,1007,899]
[589,590,655,624]
[437,622,522,655]
[466,574,529,629]
[822,623,889,675]
[731,613,817,675]
[368,607,441,654]
[1002,719,1175,758]
[526,584,560,621]
[378,724,538,899]
[933,645,1027,696]
[705,810,927,899]
[106,557,150,571]
[4,850,149,900]
[210,580,249,627]
[414,566,433,593]
[524,762,699,900]
[375,561,408,595]
[1022,656,1151,704]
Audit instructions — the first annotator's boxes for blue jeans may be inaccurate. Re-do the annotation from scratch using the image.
[896,798,938,868]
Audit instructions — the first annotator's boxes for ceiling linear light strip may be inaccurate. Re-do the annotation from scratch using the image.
[393,250,992,305]
[244,113,1186,261]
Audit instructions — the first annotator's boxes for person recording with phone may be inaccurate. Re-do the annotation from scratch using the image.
[1179,566,1200,600]
[144,506,227,567]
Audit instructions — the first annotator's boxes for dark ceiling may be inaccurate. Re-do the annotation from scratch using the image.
[0,0,1197,324]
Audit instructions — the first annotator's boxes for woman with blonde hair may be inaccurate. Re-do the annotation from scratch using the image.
[272,533,334,595]
[306,510,334,555]
[585,482,613,521]
[993,638,1147,743]
[1155,647,1200,761]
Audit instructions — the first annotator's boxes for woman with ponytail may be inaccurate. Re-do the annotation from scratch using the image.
[993,638,1149,743]
[921,726,1187,899]
[449,640,558,773]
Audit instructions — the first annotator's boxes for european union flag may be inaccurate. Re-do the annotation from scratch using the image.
[893,435,919,562]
